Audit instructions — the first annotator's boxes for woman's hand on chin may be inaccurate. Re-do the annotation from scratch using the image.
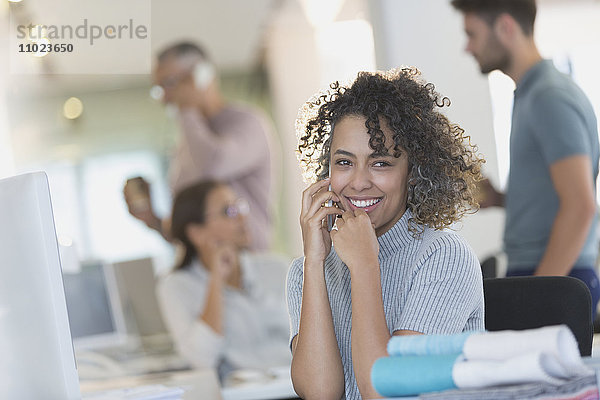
[330,209,379,274]
[197,233,237,281]
[211,244,237,281]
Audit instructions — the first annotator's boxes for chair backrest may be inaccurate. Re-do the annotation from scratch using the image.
[483,276,593,356]
[480,256,497,279]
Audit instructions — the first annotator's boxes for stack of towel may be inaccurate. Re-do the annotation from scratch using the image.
[371,325,594,398]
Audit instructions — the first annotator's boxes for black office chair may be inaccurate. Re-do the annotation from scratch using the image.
[483,276,593,356]
[479,256,497,279]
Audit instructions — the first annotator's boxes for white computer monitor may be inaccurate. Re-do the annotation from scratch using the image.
[110,258,171,347]
[63,261,130,350]
[0,172,80,400]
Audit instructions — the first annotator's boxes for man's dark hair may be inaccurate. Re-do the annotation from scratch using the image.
[157,41,209,63]
[451,0,537,35]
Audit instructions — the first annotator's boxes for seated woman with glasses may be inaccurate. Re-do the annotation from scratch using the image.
[156,181,291,378]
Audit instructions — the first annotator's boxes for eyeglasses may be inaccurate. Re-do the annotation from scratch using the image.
[206,198,250,220]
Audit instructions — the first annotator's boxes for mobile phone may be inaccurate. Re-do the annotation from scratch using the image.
[126,176,151,213]
[326,168,335,231]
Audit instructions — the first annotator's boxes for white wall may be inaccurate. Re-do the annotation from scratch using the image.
[368,0,505,259]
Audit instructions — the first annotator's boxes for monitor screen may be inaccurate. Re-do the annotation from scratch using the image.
[63,262,119,341]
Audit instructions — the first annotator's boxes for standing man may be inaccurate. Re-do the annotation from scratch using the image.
[452,0,600,313]
[124,42,273,250]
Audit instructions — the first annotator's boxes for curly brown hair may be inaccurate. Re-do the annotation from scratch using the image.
[296,67,484,233]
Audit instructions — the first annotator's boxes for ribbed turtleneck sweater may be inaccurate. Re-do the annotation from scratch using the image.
[286,210,484,399]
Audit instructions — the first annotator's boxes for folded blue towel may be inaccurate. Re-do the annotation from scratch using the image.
[387,331,476,356]
[371,354,461,397]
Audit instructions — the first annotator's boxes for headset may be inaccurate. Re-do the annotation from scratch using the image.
[192,61,215,90]
[150,61,215,101]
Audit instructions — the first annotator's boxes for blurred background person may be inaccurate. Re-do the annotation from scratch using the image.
[156,180,290,379]
[452,0,600,315]
[123,42,274,251]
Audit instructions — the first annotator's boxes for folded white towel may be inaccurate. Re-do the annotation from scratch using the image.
[462,325,591,377]
[453,351,578,388]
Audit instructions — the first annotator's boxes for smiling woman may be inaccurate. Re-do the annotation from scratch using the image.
[297,67,484,234]
[287,68,486,400]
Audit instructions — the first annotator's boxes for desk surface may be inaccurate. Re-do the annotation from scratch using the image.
[80,366,297,400]
[221,367,297,400]
[81,369,223,400]
[77,346,297,400]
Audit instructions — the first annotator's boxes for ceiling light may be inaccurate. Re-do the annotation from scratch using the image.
[63,97,83,120]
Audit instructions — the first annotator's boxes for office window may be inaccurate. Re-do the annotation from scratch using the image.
[24,150,174,273]
[82,151,173,266]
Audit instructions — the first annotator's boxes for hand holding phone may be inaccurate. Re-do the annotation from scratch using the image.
[124,176,151,214]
